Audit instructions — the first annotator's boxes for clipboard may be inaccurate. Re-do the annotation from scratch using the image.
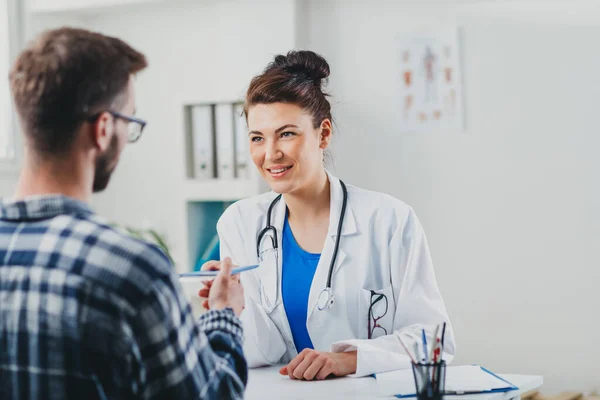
[376,365,518,398]
[441,366,518,396]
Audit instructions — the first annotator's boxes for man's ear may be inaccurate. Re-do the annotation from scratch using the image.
[319,118,333,150]
[91,112,114,151]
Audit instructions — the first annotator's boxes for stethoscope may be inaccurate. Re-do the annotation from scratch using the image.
[256,179,348,312]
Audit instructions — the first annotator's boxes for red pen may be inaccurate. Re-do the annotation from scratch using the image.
[432,338,441,363]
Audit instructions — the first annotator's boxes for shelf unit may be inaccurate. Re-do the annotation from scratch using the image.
[182,100,268,272]
[184,179,263,202]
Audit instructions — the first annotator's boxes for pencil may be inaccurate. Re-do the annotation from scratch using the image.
[397,336,417,364]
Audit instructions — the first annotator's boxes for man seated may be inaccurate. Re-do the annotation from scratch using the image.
[0,27,246,399]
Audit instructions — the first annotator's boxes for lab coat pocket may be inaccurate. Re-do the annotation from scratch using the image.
[359,285,394,340]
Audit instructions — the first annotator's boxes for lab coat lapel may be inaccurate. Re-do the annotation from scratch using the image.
[272,196,287,302]
[256,193,298,357]
[326,173,358,240]
[306,173,357,321]
[306,233,341,322]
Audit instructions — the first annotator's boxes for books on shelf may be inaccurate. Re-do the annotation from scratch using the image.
[186,101,249,181]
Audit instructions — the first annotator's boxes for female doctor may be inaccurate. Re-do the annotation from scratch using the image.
[202,50,455,380]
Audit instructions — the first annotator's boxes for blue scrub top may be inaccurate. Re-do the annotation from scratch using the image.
[281,213,321,352]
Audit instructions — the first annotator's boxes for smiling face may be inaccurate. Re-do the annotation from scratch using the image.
[247,102,332,195]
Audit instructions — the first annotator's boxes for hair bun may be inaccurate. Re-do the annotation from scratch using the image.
[272,50,330,84]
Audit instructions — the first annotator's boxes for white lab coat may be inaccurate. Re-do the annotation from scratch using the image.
[216,172,455,377]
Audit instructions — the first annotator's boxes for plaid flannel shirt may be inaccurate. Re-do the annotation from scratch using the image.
[0,195,247,399]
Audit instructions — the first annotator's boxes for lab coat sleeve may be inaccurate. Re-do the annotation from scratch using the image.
[217,209,287,368]
[330,207,456,377]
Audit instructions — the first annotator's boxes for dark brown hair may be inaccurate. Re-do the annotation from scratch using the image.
[245,50,332,129]
[9,27,148,155]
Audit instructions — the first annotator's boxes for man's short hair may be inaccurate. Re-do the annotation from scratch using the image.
[9,27,148,155]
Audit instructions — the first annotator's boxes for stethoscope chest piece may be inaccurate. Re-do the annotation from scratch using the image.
[317,287,335,310]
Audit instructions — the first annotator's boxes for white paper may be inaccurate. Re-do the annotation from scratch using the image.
[377,366,417,397]
[445,366,508,392]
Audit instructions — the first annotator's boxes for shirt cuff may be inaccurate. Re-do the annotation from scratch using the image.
[198,308,244,344]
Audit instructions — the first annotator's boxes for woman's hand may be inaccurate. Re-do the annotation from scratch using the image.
[278,349,357,380]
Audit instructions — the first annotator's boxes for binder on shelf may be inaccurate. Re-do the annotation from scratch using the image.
[215,103,235,179]
[233,102,250,179]
[190,105,215,180]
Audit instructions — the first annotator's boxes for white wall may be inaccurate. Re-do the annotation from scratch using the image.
[303,0,600,393]
[0,175,16,196]
[0,2,86,198]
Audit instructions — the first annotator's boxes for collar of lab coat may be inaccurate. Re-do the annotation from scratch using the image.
[269,170,358,240]
[326,171,358,238]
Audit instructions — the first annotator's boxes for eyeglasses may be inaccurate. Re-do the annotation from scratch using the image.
[368,290,388,339]
[85,111,147,143]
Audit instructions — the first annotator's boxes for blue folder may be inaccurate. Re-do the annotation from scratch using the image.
[193,236,220,271]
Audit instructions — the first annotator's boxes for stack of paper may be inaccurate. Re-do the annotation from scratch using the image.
[376,365,517,398]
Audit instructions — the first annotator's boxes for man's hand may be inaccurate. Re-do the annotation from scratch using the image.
[197,258,244,316]
[278,349,358,380]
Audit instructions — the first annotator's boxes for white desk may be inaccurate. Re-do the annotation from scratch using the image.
[245,366,543,400]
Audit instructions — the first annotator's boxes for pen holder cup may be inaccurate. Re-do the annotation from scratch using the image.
[411,361,446,400]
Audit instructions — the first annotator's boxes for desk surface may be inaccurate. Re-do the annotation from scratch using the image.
[245,366,543,400]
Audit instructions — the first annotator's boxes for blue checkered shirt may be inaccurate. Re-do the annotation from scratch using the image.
[0,195,247,399]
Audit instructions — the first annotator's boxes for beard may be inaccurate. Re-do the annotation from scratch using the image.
[92,134,119,193]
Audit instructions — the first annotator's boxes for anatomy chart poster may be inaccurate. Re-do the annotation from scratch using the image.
[397,29,464,133]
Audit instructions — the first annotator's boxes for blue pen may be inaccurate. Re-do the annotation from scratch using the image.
[179,264,259,278]
[422,329,428,362]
